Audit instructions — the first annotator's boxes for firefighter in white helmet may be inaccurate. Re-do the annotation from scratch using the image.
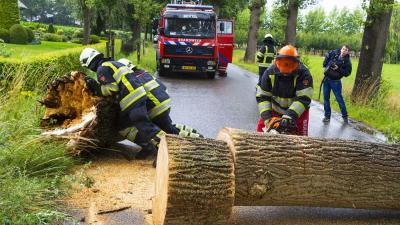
[256,33,276,83]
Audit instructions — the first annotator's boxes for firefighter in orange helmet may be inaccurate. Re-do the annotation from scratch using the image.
[256,45,314,135]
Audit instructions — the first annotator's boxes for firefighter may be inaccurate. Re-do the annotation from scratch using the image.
[256,45,313,136]
[79,48,163,161]
[256,34,276,83]
[117,58,202,138]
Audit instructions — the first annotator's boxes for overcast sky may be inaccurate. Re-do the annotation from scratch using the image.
[267,0,363,13]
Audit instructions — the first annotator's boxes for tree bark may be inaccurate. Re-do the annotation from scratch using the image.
[80,0,91,45]
[217,128,400,209]
[351,0,394,104]
[243,0,263,62]
[284,0,298,45]
[153,135,235,225]
[127,3,141,51]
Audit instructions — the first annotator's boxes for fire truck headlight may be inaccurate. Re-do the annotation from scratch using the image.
[161,58,170,64]
[207,60,216,66]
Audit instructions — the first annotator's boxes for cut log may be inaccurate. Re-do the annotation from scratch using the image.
[217,128,400,210]
[153,134,235,225]
[40,71,120,155]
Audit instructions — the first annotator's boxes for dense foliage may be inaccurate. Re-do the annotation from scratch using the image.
[9,24,28,44]
[0,0,20,29]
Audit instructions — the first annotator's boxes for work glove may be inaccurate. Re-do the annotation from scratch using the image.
[84,76,100,94]
[280,115,295,130]
[263,117,282,133]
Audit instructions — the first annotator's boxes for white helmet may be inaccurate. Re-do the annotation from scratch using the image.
[80,48,101,67]
[264,33,273,39]
[118,58,136,70]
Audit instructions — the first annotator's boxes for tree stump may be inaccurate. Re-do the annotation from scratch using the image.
[153,134,235,225]
[40,71,120,155]
[217,128,400,210]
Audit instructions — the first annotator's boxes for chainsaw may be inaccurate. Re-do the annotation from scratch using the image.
[262,116,296,134]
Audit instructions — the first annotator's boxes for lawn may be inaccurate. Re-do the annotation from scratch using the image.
[3,41,81,58]
[233,49,400,142]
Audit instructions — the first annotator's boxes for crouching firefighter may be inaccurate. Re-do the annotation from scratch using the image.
[256,45,313,136]
[79,48,163,161]
[117,58,202,138]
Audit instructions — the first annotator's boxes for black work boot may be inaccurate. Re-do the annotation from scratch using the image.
[135,143,157,160]
[343,117,349,124]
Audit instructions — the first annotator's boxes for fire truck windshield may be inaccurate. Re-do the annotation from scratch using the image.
[165,18,215,39]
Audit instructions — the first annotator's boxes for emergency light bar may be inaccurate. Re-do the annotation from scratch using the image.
[166,4,213,10]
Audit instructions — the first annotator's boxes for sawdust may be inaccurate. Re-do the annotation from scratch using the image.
[65,157,156,225]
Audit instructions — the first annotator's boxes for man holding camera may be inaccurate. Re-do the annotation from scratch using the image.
[322,45,352,123]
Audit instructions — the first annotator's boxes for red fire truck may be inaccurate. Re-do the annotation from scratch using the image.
[154,1,234,79]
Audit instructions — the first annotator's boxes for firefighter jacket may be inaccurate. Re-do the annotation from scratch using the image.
[256,44,276,68]
[132,69,171,120]
[256,64,313,121]
[95,61,171,119]
[323,49,352,80]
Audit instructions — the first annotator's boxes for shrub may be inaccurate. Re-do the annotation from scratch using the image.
[43,33,63,42]
[71,38,83,44]
[73,29,83,38]
[56,29,64,35]
[48,24,55,33]
[89,35,100,44]
[25,27,34,43]
[0,28,10,43]
[38,27,47,33]
[9,24,28,44]
[0,39,11,57]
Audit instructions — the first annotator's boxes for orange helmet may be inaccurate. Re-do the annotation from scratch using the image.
[275,45,300,74]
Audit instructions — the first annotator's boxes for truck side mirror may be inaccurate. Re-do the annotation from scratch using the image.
[158,28,165,35]
[219,22,225,32]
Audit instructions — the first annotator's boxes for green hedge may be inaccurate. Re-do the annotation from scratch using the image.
[0,0,20,30]
[0,40,121,90]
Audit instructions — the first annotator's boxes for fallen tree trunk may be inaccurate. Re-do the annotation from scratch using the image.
[153,134,235,225]
[217,128,400,210]
[40,71,120,155]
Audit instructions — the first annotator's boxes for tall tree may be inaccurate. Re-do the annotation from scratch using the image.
[302,7,325,33]
[284,0,298,44]
[275,0,317,45]
[351,0,395,103]
[244,0,264,62]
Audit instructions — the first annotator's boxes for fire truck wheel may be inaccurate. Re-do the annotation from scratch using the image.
[207,71,216,79]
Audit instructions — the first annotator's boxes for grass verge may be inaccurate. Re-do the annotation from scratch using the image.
[0,53,78,225]
[233,49,400,142]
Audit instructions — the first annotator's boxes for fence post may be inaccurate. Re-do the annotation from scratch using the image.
[137,41,141,64]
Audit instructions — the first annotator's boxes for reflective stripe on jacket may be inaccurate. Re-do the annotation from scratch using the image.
[256,64,313,120]
[132,69,172,119]
[257,45,276,68]
[97,61,147,113]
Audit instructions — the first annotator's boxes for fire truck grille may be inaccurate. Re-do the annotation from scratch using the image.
[164,45,214,56]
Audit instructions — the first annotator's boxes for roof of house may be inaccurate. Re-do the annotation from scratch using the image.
[18,0,27,9]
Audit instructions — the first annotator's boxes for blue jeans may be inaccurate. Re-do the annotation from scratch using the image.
[323,78,348,119]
